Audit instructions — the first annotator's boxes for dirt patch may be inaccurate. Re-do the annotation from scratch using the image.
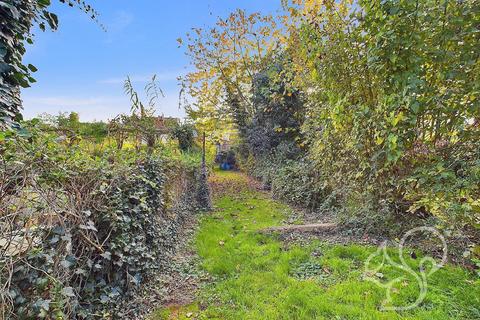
[260,223,337,233]
[145,214,211,319]
[277,229,384,248]
[260,220,385,249]
[159,245,206,309]
[114,211,209,320]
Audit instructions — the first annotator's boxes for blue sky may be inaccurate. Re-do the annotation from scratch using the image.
[22,0,280,122]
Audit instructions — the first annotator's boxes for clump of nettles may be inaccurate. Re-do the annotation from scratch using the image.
[291,260,336,286]
[291,261,325,280]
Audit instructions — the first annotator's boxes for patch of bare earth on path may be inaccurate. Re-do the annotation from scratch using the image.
[261,223,338,233]
[267,225,385,248]
[160,249,199,308]
[209,171,265,197]
[153,216,210,319]
[259,207,386,248]
[124,212,209,320]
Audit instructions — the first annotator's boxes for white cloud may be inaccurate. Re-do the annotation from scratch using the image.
[109,10,134,33]
[22,93,185,122]
[27,96,123,107]
[22,96,129,122]
[103,10,135,44]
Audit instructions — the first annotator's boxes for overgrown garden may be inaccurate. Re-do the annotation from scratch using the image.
[180,0,479,259]
[0,95,211,319]
[1,5,208,314]
[1,0,479,318]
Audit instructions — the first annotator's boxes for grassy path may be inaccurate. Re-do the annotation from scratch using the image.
[151,171,479,320]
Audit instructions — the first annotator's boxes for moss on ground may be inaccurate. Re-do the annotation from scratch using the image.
[151,171,479,320]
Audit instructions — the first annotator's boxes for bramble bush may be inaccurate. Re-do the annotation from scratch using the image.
[0,121,202,319]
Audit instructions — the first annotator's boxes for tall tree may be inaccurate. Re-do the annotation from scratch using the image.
[180,9,283,136]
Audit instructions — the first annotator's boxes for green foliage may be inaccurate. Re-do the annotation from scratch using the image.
[0,123,201,319]
[189,0,479,235]
[78,121,108,142]
[270,158,330,211]
[294,0,480,231]
[39,112,108,143]
[170,122,196,152]
[153,171,479,319]
[246,54,304,159]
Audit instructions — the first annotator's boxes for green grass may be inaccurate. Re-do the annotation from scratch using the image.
[152,171,480,320]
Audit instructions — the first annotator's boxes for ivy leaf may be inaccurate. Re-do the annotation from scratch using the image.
[0,44,7,58]
[27,64,38,72]
[43,10,59,30]
[100,294,109,304]
[61,287,76,298]
[0,63,12,74]
[37,0,52,7]
[79,220,97,232]
[60,259,73,268]
[100,251,112,260]
[410,101,420,114]
[391,112,404,127]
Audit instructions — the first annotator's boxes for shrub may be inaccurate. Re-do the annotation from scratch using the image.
[0,124,200,319]
[171,123,196,152]
[271,158,329,211]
